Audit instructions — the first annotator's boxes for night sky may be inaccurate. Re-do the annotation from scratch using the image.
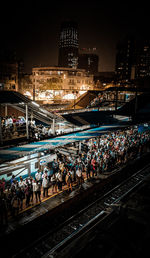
[1,1,149,73]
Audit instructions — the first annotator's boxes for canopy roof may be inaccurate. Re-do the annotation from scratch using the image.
[117,92,150,120]
[0,91,61,125]
[0,90,31,104]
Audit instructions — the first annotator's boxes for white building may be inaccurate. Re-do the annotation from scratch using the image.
[31,66,94,103]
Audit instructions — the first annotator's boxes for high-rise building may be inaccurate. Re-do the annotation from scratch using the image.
[115,38,134,84]
[78,48,99,75]
[58,21,79,69]
[115,37,150,84]
[134,39,150,78]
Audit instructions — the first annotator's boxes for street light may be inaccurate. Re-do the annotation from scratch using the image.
[72,90,78,111]
[33,82,35,101]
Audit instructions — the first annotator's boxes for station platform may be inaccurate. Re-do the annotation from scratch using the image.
[0,172,112,258]
[1,153,149,239]
[0,124,128,163]
[0,173,106,238]
[1,152,150,258]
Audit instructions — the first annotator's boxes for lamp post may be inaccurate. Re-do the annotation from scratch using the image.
[26,104,29,139]
[0,116,3,145]
[74,93,75,112]
[52,118,55,135]
[33,83,35,101]
[134,87,138,117]
[72,91,75,111]
[115,87,118,112]
[72,90,78,112]
[5,104,8,117]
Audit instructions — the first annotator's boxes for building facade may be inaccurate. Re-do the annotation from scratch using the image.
[134,39,150,78]
[115,38,134,84]
[78,54,99,75]
[78,48,99,75]
[0,51,19,91]
[19,73,33,98]
[31,66,94,103]
[115,38,150,85]
[58,21,79,69]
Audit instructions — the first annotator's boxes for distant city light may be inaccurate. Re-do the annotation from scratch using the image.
[63,94,76,100]
[24,91,32,98]
[79,91,87,95]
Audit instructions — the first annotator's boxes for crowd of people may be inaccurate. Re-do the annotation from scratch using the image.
[0,126,150,226]
[1,114,73,143]
[1,115,54,141]
[88,93,107,108]
[1,115,26,138]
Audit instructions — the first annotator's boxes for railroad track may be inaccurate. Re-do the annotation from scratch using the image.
[13,164,150,258]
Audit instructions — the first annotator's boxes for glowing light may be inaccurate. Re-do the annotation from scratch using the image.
[81,84,87,90]
[39,92,46,99]
[63,94,76,100]
[79,91,87,95]
[24,91,32,97]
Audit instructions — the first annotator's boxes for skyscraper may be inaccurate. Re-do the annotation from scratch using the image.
[115,38,134,84]
[115,37,150,84]
[78,48,99,75]
[58,21,79,69]
[134,39,150,78]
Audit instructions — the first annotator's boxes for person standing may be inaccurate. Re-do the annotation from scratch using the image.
[86,161,91,180]
[66,171,73,192]
[11,193,20,217]
[62,167,67,186]
[17,187,25,210]
[91,157,96,178]
[0,190,8,225]
[10,175,15,185]
[76,168,83,188]
[51,173,57,194]
[24,183,31,207]
[0,178,6,192]
[42,175,49,198]
[35,180,41,203]
[29,177,33,204]
[56,170,63,191]
[52,159,58,174]
[33,179,37,203]
[18,176,25,188]
[35,170,42,185]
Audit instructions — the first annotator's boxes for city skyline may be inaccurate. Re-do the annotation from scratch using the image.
[0,1,149,73]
